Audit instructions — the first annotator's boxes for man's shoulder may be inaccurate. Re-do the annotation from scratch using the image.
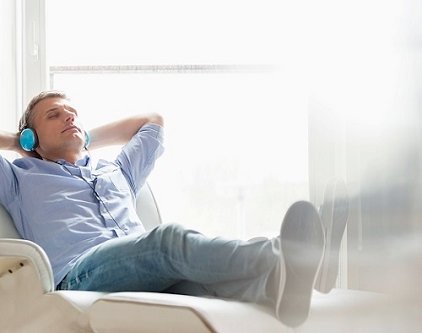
[12,156,42,168]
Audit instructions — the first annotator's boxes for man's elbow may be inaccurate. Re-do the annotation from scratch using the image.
[149,113,164,127]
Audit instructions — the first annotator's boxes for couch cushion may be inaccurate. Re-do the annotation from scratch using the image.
[89,292,286,333]
[54,290,107,312]
[89,289,422,333]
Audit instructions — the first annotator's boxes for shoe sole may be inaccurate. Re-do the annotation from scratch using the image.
[276,201,324,327]
[314,180,349,293]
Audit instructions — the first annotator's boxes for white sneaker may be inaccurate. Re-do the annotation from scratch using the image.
[276,201,325,327]
[314,179,349,293]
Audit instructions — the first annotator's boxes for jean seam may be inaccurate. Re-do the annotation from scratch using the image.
[65,248,260,291]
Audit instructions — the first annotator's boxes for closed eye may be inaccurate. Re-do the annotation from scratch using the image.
[47,111,59,119]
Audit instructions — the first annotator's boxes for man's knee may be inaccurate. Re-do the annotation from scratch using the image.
[154,223,204,249]
[153,223,187,242]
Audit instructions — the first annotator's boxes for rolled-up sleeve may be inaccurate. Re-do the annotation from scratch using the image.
[115,123,164,196]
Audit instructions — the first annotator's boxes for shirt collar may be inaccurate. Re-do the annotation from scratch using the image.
[55,154,90,167]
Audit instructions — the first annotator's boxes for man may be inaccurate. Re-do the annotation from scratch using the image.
[0,90,348,327]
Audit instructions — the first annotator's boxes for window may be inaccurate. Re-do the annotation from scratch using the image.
[20,0,419,294]
[44,0,309,239]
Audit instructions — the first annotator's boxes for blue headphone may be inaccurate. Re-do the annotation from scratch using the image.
[19,128,91,152]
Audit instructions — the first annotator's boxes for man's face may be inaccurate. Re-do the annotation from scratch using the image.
[31,97,85,156]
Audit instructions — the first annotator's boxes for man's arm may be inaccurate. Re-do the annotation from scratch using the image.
[0,130,19,151]
[0,131,21,206]
[0,130,39,157]
[88,113,163,150]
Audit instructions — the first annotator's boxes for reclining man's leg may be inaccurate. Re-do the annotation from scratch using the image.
[57,223,278,303]
[57,197,347,327]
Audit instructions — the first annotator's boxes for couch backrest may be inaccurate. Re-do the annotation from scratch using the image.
[135,183,162,231]
[0,183,162,239]
[0,204,20,238]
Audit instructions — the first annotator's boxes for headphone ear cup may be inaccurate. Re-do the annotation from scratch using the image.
[84,130,91,149]
[19,128,38,152]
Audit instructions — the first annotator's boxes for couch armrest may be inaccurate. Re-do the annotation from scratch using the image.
[0,238,54,293]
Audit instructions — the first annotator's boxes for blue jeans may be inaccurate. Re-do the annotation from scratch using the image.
[57,223,279,304]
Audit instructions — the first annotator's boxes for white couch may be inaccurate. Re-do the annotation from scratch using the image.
[0,184,420,332]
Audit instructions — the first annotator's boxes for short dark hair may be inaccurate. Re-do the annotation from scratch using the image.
[19,90,68,132]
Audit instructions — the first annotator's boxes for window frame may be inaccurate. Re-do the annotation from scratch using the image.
[21,0,48,108]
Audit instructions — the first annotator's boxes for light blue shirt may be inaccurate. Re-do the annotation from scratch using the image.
[0,123,164,286]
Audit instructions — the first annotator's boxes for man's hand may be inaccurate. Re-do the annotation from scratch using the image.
[88,113,163,150]
[14,133,39,158]
[0,130,38,158]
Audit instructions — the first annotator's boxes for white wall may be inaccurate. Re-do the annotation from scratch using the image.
[0,0,19,132]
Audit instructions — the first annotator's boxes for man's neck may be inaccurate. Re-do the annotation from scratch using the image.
[41,151,84,165]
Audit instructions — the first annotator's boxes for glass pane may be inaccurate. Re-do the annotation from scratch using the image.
[46,0,285,66]
[46,0,309,239]
[51,71,309,239]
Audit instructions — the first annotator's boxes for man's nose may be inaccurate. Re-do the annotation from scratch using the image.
[64,109,75,122]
